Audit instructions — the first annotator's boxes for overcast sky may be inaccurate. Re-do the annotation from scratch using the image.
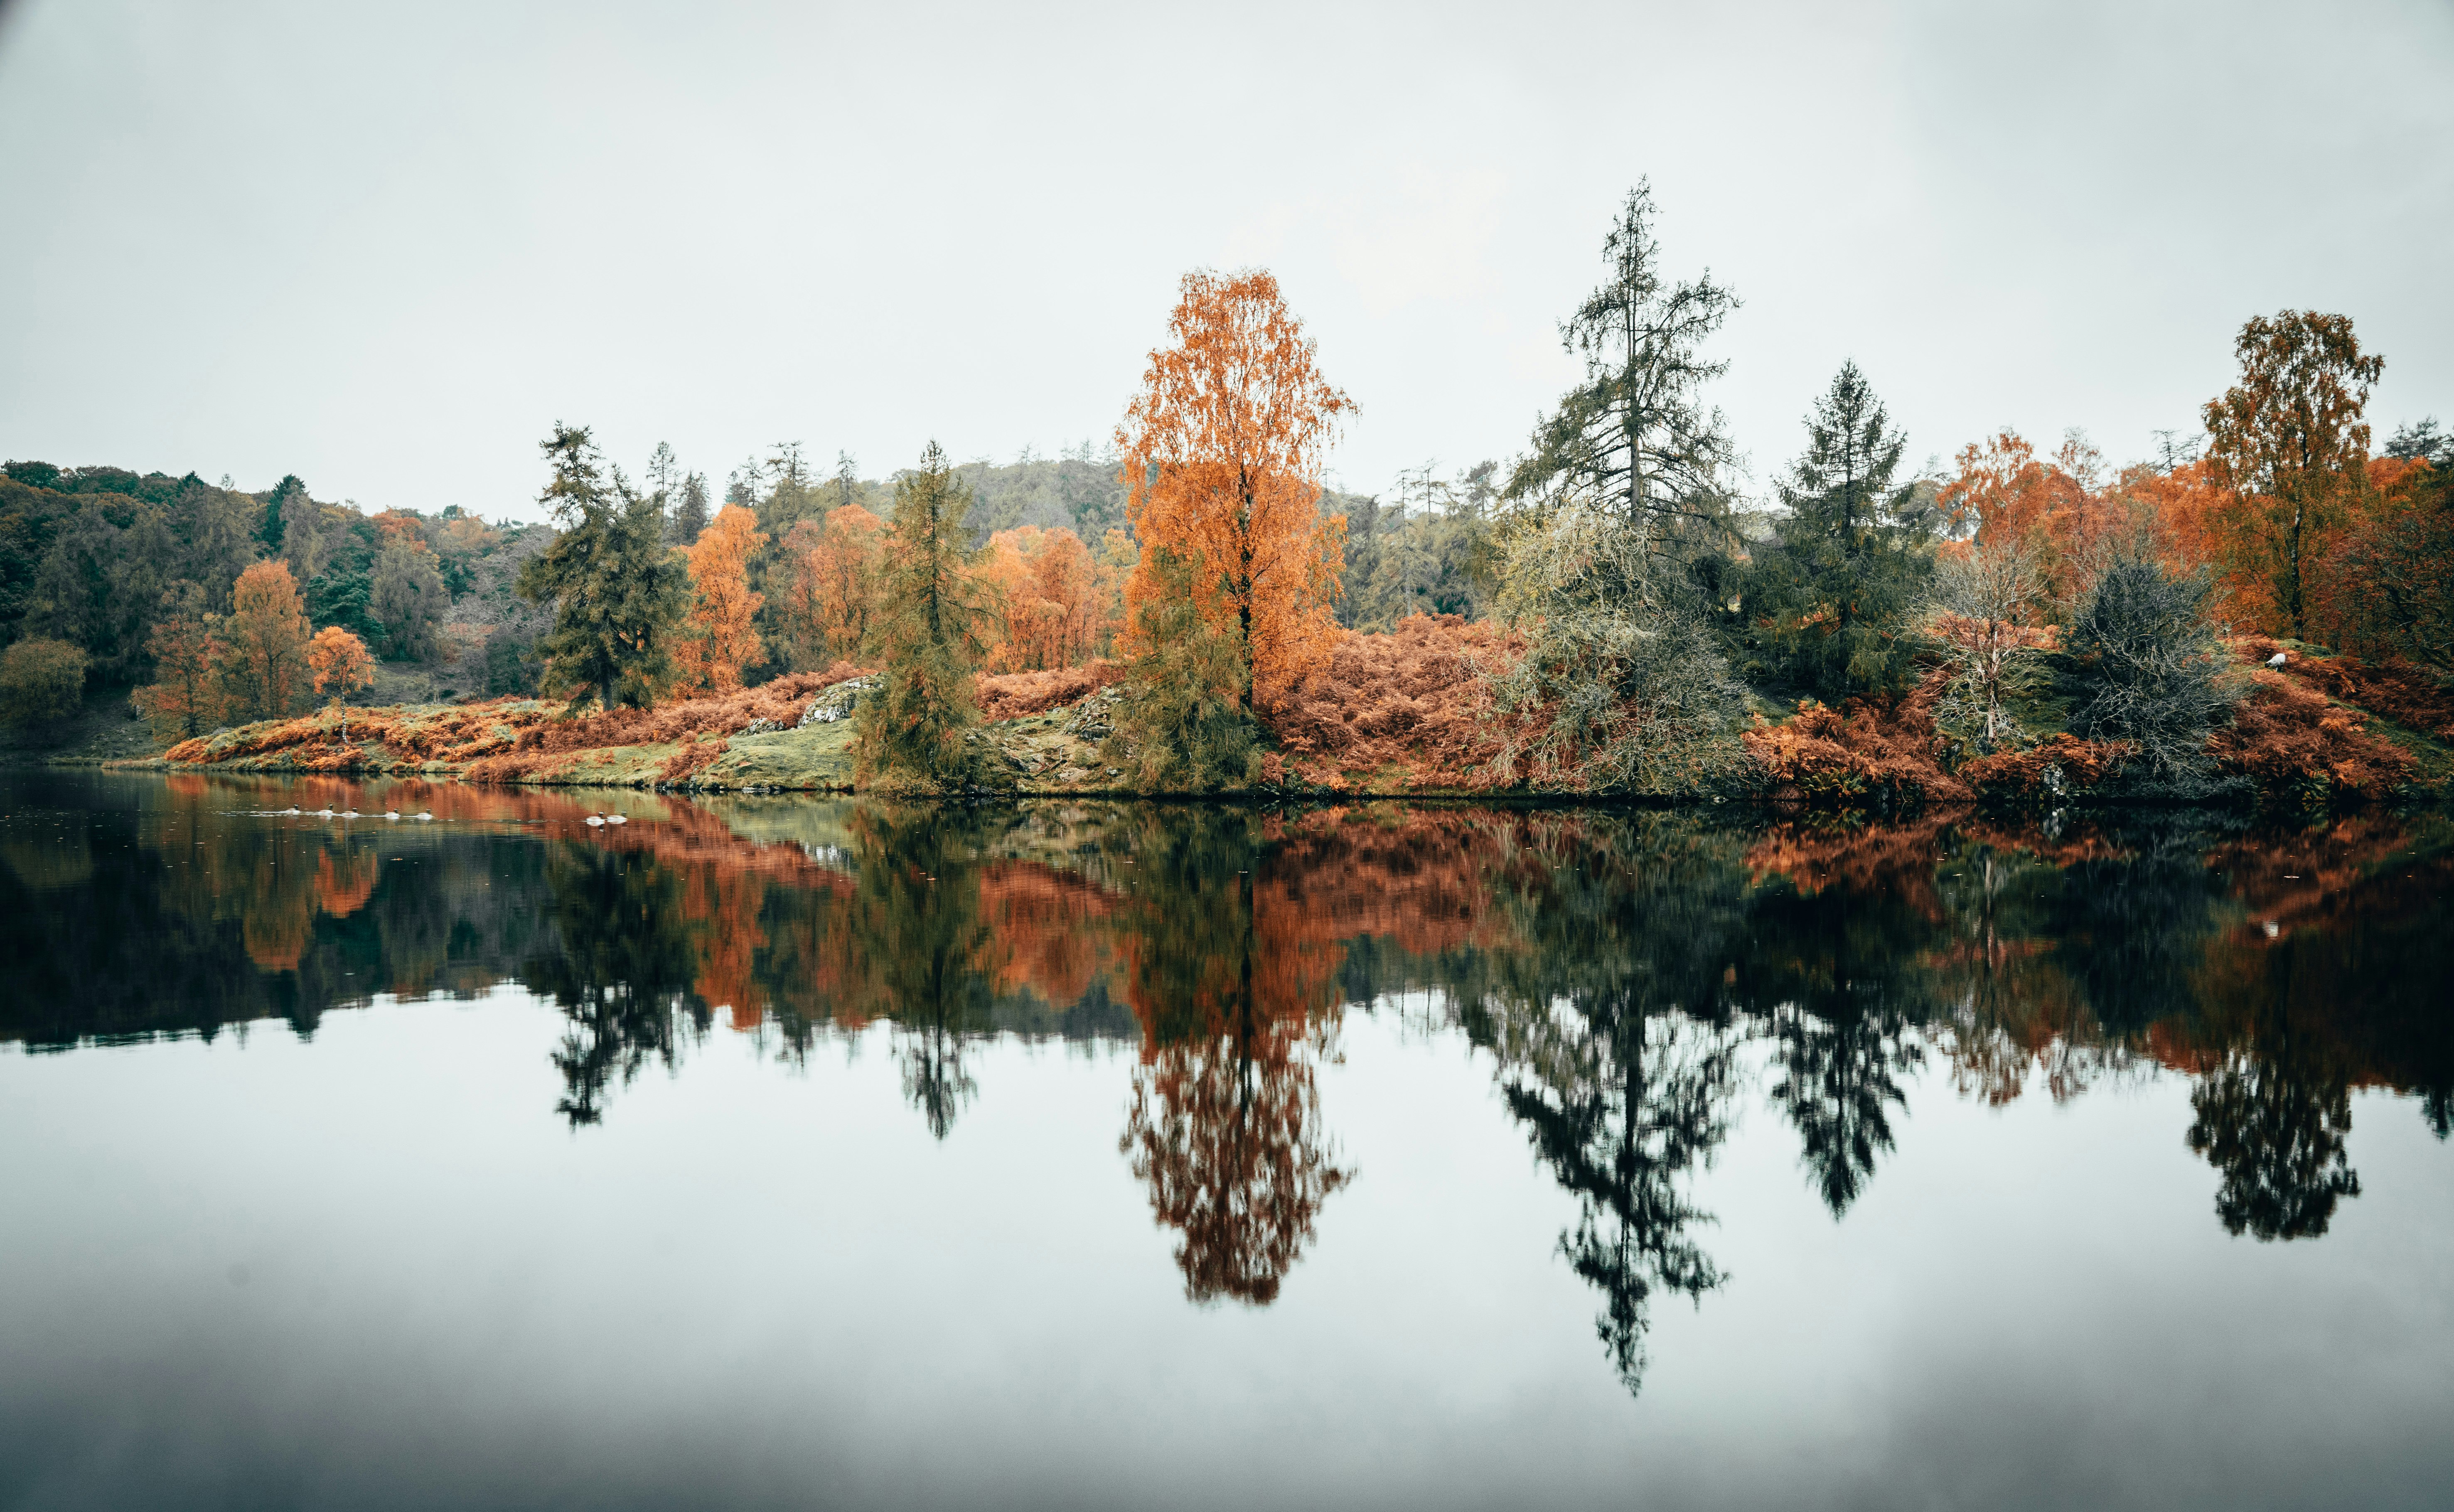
[2,0,2447,521]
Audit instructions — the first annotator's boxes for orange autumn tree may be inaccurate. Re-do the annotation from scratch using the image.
[1938,429,2127,607]
[672,503,767,693]
[307,626,376,741]
[2202,311,2383,640]
[774,504,885,668]
[1117,268,1351,714]
[981,526,1111,671]
[213,560,314,723]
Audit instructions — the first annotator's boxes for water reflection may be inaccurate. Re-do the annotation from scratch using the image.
[4,772,2451,1397]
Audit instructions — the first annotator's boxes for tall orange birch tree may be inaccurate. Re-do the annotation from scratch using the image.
[1117,270,1352,713]
[672,503,767,693]
[2202,311,2383,639]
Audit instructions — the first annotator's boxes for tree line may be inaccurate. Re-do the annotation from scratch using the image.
[5,176,2445,794]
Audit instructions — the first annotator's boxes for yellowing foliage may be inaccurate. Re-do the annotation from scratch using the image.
[1118,269,1351,713]
[671,504,766,695]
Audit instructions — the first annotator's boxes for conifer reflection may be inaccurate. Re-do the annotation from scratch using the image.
[1734,831,1940,1216]
[1117,813,1350,1305]
[525,845,704,1125]
[842,806,1002,1138]
[1446,815,1751,1392]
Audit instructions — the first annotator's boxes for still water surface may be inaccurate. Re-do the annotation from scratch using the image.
[2,771,2449,1510]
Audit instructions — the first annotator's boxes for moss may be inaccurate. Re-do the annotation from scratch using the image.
[702,718,860,790]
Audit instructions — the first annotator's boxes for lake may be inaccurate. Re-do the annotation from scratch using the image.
[2,770,2449,1511]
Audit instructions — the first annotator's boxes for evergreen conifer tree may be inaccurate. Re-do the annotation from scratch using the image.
[516,425,690,713]
[1741,362,1935,698]
[1507,181,1741,603]
[853,441,992,791]
[670,471,711,546]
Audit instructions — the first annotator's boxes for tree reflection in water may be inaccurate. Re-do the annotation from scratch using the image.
[526,845,704,1126]
[7,772,2454,1395]
[1116,814,1350,1305]
[1439,815,1751,1391]
[843,806,999,1139]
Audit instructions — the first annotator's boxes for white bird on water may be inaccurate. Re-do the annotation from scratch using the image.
[586,814,605,827]
[315,808,335,818]
[607,814,628,825]
[385,810,400,820]
[342,810,360,819]
[284,806,301,816]
[414,811,433,821]
[2267,651,2288,667]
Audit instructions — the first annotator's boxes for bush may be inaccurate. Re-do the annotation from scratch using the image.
[1740,670,1971,810]
[2058,558,2235,786]
[1485,505,1753,794]
[0,638,88,727]
[2209,670,2417,805]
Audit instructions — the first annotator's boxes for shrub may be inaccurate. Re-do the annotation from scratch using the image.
[1272,614,1516,792]
[1485,505,1752,793]
[0,637,87,727]
[2057,557,2234,786]
[1740,670,1972,810]
[2209,669,2417,805]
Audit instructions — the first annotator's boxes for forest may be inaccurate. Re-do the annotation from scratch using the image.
[3,181,2449,807]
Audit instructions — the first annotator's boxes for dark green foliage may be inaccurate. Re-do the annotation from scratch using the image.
[853,441,992,792]
[1488,508,1752,793]
[1738,362,1935,698]
[516,425,690,713]
[0,474,81,647]
[306,564,380,644]
[175,475,258,605]
[669,471,711,546]
[0,637,87,726]
[484,626,541,695]
[1106,546,1261,792]
[2384,417,2449,467]
[259,474,308,555]
[1508,182,1741,577]
[2058,556,2234,782]
[371,538,447,661]
[755,441,826,538]
[29,495,164,679]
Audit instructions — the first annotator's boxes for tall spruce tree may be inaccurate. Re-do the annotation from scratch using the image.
[1741,362,1935,698]
[670,471,711,546]
[853,441,992,790]
[516,424,689,713]
[1507,181,1740,603]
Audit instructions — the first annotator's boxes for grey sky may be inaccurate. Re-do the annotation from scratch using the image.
[2,0,2447,521]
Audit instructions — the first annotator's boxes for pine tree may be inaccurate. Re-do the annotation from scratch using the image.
[1507,182,1741,600]
[670,471,711,546]
[1741,362,1935,698]
[853,441,992,791]
[516,425,690,713]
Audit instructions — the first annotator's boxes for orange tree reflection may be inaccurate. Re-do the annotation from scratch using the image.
[1116,811,1351,1305]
